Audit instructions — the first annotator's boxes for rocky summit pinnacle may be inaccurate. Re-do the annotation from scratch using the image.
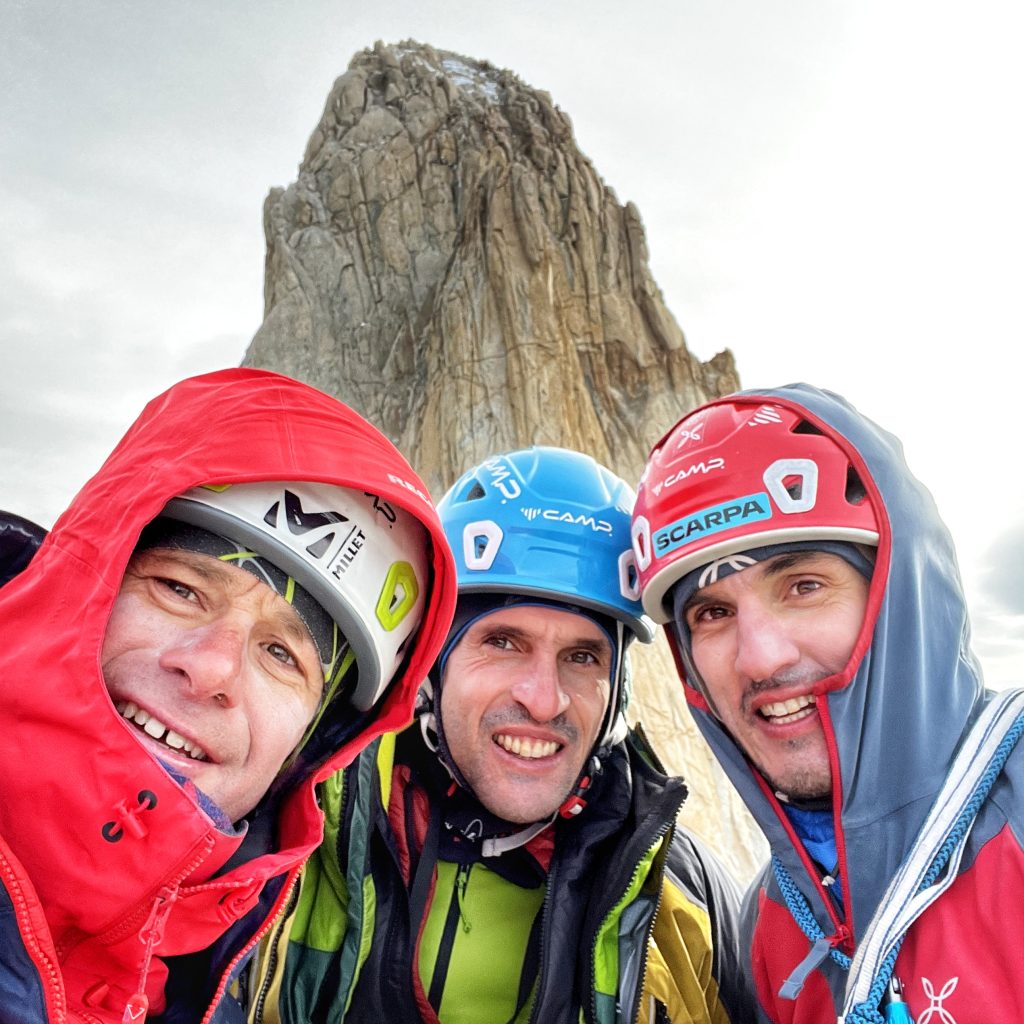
[243,40,762,879]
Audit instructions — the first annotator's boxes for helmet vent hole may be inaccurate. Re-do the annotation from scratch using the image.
[466,482,486,501]
[388,582,408,613]
[845,467,868,506]
[792,420,824,436]
[782,475,803,501]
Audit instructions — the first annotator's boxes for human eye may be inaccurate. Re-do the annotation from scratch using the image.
[483,632,514,651]
[686,603,730,630]
[262,637,315,691]
[155,577,199,602]
[263,638,324,706]
[567,648,599,665]
[791,577,824,597]
[265,640,298,667]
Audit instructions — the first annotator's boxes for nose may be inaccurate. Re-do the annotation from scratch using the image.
[159,619,246,706]
[509,651,572,723]
[732,602,801,683]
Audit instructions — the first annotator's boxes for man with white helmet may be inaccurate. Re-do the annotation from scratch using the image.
[0,369,457,1024]
[633,384,1024,1023]
[259,446,752,1024]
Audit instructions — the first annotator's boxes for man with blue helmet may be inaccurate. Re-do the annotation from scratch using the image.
[254,447,752,1024]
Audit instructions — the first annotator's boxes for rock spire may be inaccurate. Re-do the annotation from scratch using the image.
[244,40,764,879]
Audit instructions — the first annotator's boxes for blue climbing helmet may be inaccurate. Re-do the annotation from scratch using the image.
[436,446,654,750]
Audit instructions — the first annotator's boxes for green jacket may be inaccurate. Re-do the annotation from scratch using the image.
[249,728,752,1024]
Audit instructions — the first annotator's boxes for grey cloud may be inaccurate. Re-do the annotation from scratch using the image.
[975,521,1024,617]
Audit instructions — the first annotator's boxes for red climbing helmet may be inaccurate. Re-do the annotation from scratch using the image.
[633,395,880,623]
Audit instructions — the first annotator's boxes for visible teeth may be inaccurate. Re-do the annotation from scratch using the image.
[165,730,186,750]
[760,694,817,722]
[116,702,208,761]
[494,734,560,759]
[143,716,165,739]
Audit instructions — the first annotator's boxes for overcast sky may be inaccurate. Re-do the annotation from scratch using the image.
[2,0,1022,685]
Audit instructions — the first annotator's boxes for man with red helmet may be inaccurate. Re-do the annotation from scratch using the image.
[0,369,457,1024]
[633,384,1024,1024]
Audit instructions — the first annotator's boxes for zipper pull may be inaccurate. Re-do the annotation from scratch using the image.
[122,993,149,1023]
[139,885,179,947]
[883,976,915,1024]
[455,864,472,933]
[123,885,180,1023]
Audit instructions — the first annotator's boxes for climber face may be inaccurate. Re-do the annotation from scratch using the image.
[682,550,868,800]
[101,547,324,821]
[440,604,613,823]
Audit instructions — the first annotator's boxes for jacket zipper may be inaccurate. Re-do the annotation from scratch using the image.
[0,845,66,1020]
[427,863,471,1010]
[526,858,558,1024]
[123,885,182,1023]
[588,779,682,1024]
[56,836,216,959]
[115,837,218,1023]
[627,832,671,1024]
[199,868,302,1024]
[591,817,674,1024]
[250,880,301,1024]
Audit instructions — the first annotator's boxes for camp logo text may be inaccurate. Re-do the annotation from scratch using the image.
[521,507,613,534]
[482,457,522,503]
[654,493,771,555]
[651,457,725,496]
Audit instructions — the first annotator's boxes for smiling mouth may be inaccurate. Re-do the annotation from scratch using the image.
[758,694,817,725]
[116,700,209,761]
[493,733,562,760]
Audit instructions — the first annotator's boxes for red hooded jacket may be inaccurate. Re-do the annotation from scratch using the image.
[0,369,456,1023]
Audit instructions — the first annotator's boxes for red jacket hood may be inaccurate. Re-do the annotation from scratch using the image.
[0,369,456,1009]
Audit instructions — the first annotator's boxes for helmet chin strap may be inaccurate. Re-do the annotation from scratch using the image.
[418,700,559,855]
[559,619,627,820]
[415,623,629,847]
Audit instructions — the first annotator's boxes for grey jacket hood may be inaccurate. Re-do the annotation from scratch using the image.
[678,383,986,941]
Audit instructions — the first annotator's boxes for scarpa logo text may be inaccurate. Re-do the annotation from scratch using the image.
[654,493,771,556]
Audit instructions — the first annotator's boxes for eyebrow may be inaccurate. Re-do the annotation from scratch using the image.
[275,611,317,651]
[134,548,224,581]
[477,623,612,656]
[760,552,825,577]
[683,593,716,618]
[684,551,837,613]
